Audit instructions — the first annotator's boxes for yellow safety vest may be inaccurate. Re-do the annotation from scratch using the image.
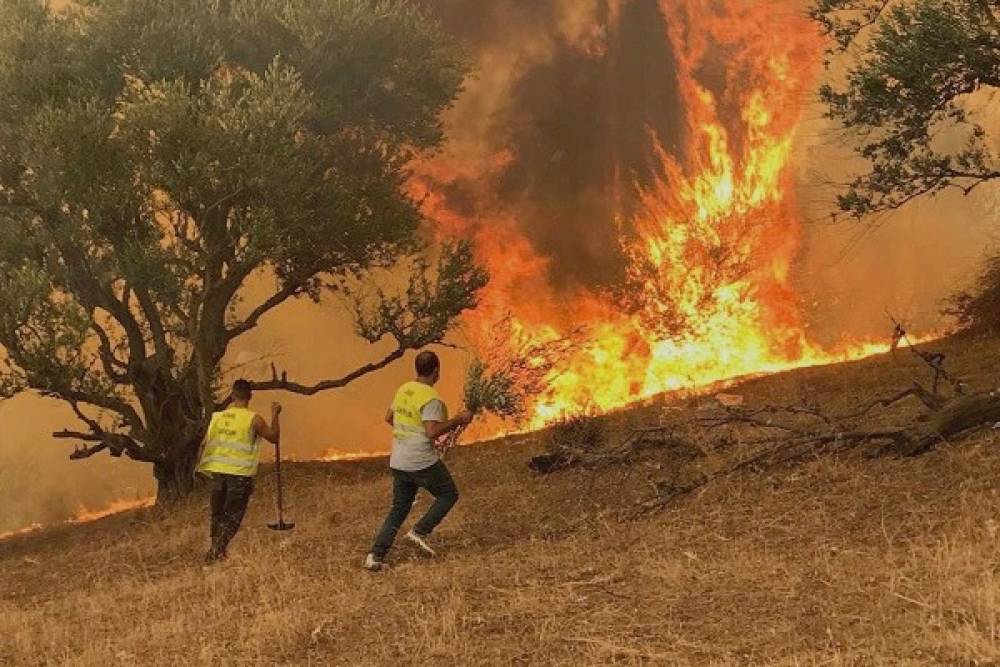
[198,407,261,477]
[392,381,442,444]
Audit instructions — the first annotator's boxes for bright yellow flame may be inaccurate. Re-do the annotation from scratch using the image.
[414,1,932,432]
[319,448,384,462]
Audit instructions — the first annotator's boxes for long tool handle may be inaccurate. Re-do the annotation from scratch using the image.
[273,439,285,523]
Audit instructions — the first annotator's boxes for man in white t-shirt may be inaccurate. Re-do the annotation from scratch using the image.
[364,350,472,571]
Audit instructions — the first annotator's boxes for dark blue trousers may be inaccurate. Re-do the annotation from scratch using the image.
[371,461,459,558]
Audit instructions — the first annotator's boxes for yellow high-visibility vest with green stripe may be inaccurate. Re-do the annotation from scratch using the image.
[392,381,441,443]
[198,407,261,477]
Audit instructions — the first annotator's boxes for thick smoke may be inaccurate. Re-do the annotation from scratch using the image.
[423,0,996,337]
[421,0,686,290]
[0,396,152,534]
[793,68,1000,342]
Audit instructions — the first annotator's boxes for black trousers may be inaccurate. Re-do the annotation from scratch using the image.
[209,473,255,558]
[371,461,459,559]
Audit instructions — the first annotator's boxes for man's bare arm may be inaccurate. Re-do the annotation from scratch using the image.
[424,410,473,440]
[254,403,282,444]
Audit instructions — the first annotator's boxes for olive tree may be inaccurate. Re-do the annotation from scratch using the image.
[0,0,486,501]
[810,0,999,217]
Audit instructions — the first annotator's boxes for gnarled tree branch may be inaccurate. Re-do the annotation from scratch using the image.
[133,285,170,361]
[90,320,131,384]
[54,429,159,462]
[41,387,145,435]
[246,348,407,397]
[224,280,306,344]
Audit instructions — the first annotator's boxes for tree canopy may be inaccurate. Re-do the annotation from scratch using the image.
[810,0,999,217]
[0,0,486,499]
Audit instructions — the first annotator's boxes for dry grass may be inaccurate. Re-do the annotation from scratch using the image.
[1,337,998,666]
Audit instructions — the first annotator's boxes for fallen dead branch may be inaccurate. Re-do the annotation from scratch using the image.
[634,323,999,514]
[635,388,1000,514]
[906,390,1000,456]
[522,320,998,513]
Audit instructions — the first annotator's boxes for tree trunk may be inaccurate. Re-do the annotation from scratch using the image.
[153,437,202,505]
[144,374,210,505]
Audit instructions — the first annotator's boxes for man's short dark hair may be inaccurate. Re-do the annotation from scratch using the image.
[415,350,440,377]
[232,379,252,401]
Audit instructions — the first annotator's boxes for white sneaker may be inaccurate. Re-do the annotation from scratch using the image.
[405,530,436,556]
[364,553,386,572]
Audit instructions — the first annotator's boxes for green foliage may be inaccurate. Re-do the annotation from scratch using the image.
[810,0,896,52]
[460,315,578,423]
[440,315,577,451]
[0,0,478,490]
[463,358,523,420]
[811,0,999,217]
[353,241,489,350]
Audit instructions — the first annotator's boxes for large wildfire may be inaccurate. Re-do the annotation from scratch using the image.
[412,0,902,428]
[0,0,962,541]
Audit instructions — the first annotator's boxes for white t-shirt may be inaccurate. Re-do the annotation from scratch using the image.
[389,398,447,472]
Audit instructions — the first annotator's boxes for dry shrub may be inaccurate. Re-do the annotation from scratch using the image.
[546,412,606,455]
[945,250,1000,337]
[529,412,607,473]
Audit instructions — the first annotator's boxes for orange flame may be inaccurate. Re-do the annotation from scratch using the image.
[412,1,917,428]
[1,498,154,542]
[69,497,155,523]
[319,448,384,462]
[0,523,42,541]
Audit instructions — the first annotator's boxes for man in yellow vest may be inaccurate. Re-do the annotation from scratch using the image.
[365,350,472,571]
[198,379,281,562]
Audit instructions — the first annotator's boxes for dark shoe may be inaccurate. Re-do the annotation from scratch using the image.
[204,549,228,564]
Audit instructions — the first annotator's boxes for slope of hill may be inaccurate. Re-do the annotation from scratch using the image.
[1,336,998,666]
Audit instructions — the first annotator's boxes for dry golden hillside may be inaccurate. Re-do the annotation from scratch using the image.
[1,337,998,666]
